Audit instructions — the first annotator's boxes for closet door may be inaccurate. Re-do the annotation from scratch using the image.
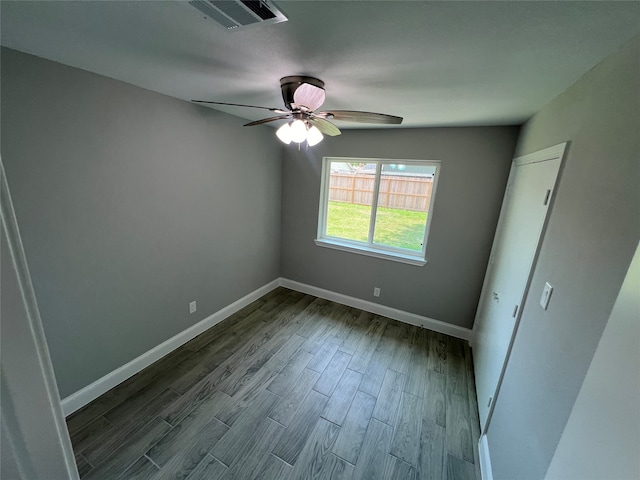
[473,143,565,430]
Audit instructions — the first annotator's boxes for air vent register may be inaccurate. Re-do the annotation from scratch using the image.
[188,0,287,31]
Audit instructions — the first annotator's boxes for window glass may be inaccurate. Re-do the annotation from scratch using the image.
[373,164,436,252]
[326,162,373,243]
[317,158,440,265]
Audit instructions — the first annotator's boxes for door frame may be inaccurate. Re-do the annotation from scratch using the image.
[1,157,79,479]
[472,142,568,435]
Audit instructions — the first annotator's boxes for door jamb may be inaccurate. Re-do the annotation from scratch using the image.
[1,157,79,479]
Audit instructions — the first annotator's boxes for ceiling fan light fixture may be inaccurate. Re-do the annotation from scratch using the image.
[276,122,293,144]
[306,125,323,146]
[289,119,307,143]
[276,121,324,146]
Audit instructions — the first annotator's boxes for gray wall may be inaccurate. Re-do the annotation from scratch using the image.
[1,420,22,480]
[544,241,639,480]
[281,127,519,328]
[1,48,282,398]
[487,36,640,479]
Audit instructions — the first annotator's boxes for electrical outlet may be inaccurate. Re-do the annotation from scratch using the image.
[189,301,197,314]
[373,287,381,297]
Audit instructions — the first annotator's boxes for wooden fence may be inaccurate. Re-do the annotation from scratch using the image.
[329,172,433,212]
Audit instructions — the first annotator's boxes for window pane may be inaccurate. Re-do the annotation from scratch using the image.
[326,161,374,242]
[373,164,436,251]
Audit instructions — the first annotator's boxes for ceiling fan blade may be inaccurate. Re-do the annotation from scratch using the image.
[315,110,403,125]
[191,100,286,113]
[308,118,341,137]
[293,83,326,111]
[243,115,291,127]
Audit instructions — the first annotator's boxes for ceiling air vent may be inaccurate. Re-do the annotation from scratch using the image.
[189,0,287,31]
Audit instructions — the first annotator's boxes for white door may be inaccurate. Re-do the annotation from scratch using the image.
[473,143,566,430]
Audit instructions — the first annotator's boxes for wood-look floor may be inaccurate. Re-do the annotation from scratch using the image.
[66,288,481,480]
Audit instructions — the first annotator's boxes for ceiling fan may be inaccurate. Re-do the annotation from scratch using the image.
[191,76,403,146]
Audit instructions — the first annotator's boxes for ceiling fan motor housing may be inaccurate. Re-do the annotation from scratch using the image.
[280,75,324,110]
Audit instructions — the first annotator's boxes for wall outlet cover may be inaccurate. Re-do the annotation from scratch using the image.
[540,282,553,310]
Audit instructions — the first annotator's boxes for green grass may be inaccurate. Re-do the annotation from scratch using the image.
[326,201,427,251]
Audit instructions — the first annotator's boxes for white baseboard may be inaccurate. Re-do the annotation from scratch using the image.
[279,278,472,342]
[63,276,472,416]
[469,326,478,349]
[61,279,280,416]
[479,434,494,480]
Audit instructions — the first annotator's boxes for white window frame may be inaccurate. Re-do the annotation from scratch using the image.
[315,157,441,266]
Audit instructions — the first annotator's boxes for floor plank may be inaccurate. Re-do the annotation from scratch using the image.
[351,419,393,480]
[446,389,474,463]
[388,322,416,375]
[321,368,363,426]
[428,332,448,374]
[146,414,228,470]
[307,341,341,374]
[390,392,423,466]
[83,417,172,480]
[169,345,235,396]
[210,389,280,467]
[160,366,231,426]
[268,368,320,427]
[69,416,112,450]
[242,453,293,480]
[74,453,93,478]
[271,389,329,465]
[184,454,228,480]
[267,347,314,396]
[383,455,416,480]
[404,328,431,399]
[360,321,407,397]
[331,390,377,465]
[372,369,406,426]
[66,347,192,436]
[446,454,477,480]
[118,456,159,480]
[347,315,387,373]
[67,288,481,480]
[416,418,446,480]
[221,418,285,479]
[103,385,181,427]
[82,389,178,466]
[338,310,376,356]
[297,302,342,346]
[424,370,447,427]
[290,418,352,480]
[313,350,352,396]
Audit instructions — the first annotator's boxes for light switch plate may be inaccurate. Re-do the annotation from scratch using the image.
[540,282,553,310]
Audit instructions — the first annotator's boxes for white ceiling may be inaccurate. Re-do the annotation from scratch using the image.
[1,1,639,128]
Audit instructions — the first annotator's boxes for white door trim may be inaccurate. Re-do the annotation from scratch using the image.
[513,142,567,166]
[1,158,79,479]
[479,434,494,480]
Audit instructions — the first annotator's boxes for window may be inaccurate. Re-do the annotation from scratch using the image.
[315,157,440,266]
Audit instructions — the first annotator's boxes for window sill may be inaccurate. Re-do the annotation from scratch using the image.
[314,238,427,266]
